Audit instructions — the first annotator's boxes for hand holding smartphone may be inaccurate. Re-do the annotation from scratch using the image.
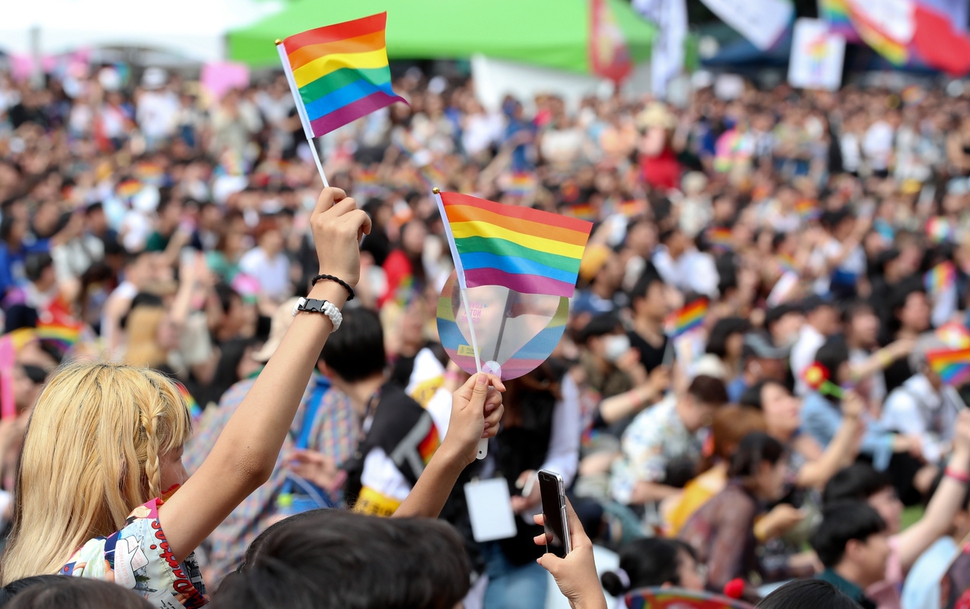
[538,469,571,558]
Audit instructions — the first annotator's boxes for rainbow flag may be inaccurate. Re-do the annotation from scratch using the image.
[705,226,733,251]
[925,261,956,295]
[937,322,970,349]
[926,347,970,386]
[507,172,536,196]
[35,321,81,353]
[566,203,597,222]
[116,179,143,200]
[926,217,954,244]
[437,191,593,298]
[175,381,203,421]
[665,298,709,338]
[278,13,406,138]
[795,198,819,220]
[819,0,857,39]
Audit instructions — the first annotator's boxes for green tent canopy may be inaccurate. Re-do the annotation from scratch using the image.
[228,0,655,76]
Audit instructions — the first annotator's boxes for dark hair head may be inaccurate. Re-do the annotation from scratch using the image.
[712,406,767,462]
[578,312,622,344]
[737,379,785,411]
[119,292,165,331]
[214,283,241,315]
[2,576,153,609]
[628,272,664,303]
[823,463,894,505]
[756,579,858,609]
[212,509,470,609]
[320,307,387,382]
[840,300,875,324]
[728,432,786,479]
[600,538,697,596]
[764,304,800,332]
[811,501,887,567]
[705,317,751,359]
[814,335,850,382]
[23,253,52,283]
[686,374,729,407]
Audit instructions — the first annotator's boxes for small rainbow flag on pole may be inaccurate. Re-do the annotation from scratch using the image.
[925,261,957,296]
[277,13,405,138]
[665,298,709,338]
[926,347,970,387]
[276,12,406,185]
[435,190,593,298]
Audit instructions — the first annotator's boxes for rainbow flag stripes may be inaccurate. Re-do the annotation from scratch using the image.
[175,381,203,421]
[705,226,733,251]
[926,347,970,387]
[665,298,709,338]
[925,261,956,295]
[280,12,406,138]
[439,192,593,298]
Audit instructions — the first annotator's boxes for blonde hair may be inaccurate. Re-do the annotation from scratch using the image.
[123,306,167,369]
[1,362,192,584]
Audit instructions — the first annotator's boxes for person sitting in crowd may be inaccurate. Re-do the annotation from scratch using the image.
[822,411,970,609]
[626,272,670,373]
[881,333,959,468]
[611,375,728,506]
[756,578,858,609]
[901,471,970,609]
[812,501,892,609]
[699,316,750,393]
[663,404,767,536]
[600,537,706,597]
[792,296,841,396]
[680,432,808,599]
[801,335,923,497]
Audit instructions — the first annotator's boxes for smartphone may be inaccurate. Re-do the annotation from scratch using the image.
[538,470,571,558]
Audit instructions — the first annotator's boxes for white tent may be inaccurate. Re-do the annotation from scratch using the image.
[0,0,281,63]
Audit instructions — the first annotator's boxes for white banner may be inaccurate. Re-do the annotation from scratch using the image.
[788,18,846,91]
[634,0,688,97]
[699,0,793,50]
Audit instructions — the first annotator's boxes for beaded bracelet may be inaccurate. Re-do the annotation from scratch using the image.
[311,274,355,301]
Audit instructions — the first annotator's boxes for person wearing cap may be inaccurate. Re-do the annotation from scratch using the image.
[637,102,681,191]
[792,296,841,397]
[881,333,961,467]
[726,331,790,403]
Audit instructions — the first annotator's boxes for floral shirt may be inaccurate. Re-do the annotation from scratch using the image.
[61,498,207,609]
[610,395,707,505]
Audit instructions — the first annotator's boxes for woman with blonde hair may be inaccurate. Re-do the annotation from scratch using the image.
[0,188,505,609]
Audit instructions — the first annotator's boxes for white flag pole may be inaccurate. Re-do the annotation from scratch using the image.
[276,39,329,188]
[434,187,489,459]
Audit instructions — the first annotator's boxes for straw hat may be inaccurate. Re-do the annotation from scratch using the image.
[636,103,676,131]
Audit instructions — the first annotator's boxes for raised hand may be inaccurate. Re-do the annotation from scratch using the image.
[310,187,372,289]
[441,373,505,466]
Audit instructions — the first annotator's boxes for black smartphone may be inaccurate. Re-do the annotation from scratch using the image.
[537,469,571,558]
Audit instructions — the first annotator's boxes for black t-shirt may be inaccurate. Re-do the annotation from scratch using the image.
[628,329,668,372]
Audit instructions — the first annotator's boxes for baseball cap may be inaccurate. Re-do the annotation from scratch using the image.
[742,331,789,360]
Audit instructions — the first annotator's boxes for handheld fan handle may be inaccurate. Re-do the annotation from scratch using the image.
[478,361,503,460]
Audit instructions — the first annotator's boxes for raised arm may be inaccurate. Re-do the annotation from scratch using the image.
[160,187,370,563]
[795,392,863,489]
[895,409,970,571]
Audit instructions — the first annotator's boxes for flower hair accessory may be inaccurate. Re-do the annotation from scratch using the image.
[803,362,844,400]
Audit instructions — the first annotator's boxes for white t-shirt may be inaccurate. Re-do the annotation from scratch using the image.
[239,248,291,301]
[136,91,180,140]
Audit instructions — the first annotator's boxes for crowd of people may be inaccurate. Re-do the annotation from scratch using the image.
[2,58,970,609]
